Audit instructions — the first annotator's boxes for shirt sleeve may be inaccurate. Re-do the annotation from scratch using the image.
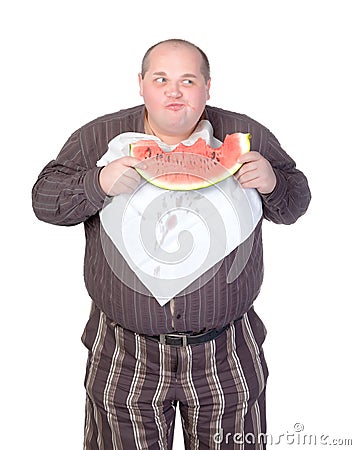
[260,132,311,224]
[32,128,107,226]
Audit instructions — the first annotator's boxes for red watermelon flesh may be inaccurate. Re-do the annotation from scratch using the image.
[130,133,251,190]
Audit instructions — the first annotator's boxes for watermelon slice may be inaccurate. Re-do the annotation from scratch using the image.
[130,133,251,190]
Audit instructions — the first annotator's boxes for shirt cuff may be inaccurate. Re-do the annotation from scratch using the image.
[260,168,287,206]
[83,167,108,211]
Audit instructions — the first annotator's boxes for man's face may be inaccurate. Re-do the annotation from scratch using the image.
[138,43,211,144]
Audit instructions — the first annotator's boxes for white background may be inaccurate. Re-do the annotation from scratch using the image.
[1,0,355,448]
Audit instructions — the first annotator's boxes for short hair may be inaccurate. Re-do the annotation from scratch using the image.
[141,38,211,83]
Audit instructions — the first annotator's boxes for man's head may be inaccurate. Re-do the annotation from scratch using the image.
[141,39,211,83]
[138,39,211,144]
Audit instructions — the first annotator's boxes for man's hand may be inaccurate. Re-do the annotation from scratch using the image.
[235,151,277,195]
[99,156,143,196]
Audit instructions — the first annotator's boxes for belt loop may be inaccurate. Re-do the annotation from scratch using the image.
[182,335,188,347]
[159,335,165,345]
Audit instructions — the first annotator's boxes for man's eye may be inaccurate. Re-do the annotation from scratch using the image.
[156,77,166,83]
[182,79,193,85]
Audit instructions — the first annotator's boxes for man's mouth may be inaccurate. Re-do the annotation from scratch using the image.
[165,103,185,111]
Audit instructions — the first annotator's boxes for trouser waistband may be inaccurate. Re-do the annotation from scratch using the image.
[147,316,243,347]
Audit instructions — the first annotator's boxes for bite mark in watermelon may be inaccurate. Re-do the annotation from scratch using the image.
[130,133,251,190]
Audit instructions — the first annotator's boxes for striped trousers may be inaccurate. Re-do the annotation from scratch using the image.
[81,306,269,450]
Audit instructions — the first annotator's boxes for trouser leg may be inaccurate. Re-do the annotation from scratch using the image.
[177,308,269,450]
[81,309,177,450]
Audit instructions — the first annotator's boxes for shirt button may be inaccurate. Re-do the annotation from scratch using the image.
[176,314,181,319]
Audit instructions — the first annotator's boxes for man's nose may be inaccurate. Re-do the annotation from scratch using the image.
[165,83,182,98]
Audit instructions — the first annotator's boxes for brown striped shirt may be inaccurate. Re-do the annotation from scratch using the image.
[32,104,311,334]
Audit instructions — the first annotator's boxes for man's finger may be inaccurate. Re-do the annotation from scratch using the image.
[119,156,143,167]
[237,150,261,164]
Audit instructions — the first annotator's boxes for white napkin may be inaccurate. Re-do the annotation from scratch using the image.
[97,121,262,306]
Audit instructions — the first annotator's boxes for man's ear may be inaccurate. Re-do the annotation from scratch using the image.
[138,73,144,97]
[206,78,211,101]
